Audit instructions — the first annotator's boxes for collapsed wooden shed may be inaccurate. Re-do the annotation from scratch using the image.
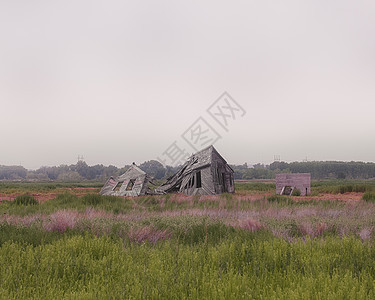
[100,163,153,197]
[156,145,235,195]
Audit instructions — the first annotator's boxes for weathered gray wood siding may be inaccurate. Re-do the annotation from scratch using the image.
[100,164,150,197]
[99,177,117,195]
[115,174,146,197]
[156,145,234,196]
[225,165,235,193]
[210,149,234,194]
[180,167,215,195]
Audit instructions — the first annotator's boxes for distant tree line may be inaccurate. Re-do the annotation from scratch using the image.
[231,161,375,180]
[230,163,275,180]
[269,161,375,179]
[0,160,180,182]
[1,160,375,182]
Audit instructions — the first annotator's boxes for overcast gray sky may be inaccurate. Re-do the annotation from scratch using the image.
[1,0,374,169]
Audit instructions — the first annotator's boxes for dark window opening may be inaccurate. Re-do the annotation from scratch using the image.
[282,186,293,195]
[113,182,123,191]
[306,188,308,195]
[229,174,233,186]
[126,179,135,191]
[196,171,202,188]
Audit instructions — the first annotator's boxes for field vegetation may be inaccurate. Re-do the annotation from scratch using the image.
[1,180,375,299]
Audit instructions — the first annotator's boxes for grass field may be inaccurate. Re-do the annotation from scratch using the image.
[1,180,375,299]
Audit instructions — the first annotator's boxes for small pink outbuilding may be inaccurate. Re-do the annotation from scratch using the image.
[276,173,311,196]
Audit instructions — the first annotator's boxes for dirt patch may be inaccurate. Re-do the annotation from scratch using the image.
[300,193,363,202]
[0,188,100,203]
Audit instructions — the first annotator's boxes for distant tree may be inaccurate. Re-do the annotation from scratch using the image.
[35,166,60,180]
[74,161,90,178]
[26,172,50,181]
[253,163,267,169]
[104,165,119,177]
[57,171,84,182]
[242,168,274,179]
[0,165,27,180]
[164,165,180,179]
[139,160,166,179]
[231,163,248,170]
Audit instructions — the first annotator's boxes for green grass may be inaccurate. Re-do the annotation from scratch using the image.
[363,192,375,202]
[311,180,375,194]
[0,193,134,216]
[235,179,375,195]
[0,224,81,247]
[0,182,102,194]
[13,195,38,206]
[2,179,374,195]
[1,180,375,298]
[267,194,292,204]
[291,188,301,196]
[235,181,275,191]
[1,233,375,299]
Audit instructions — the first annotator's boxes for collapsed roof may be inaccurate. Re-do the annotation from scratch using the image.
[100,163,154,197]
[156,145,234,195]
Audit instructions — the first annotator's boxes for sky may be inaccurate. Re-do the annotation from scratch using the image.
[1,0,374,170]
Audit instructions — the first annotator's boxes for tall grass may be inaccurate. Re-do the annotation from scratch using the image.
[13,195,38,206]
[311,180,375,194]
[1,234,375,299]
[267,195,293,205]
[363,192,375,202]
[235,179,375,195]
[235,182,275,191]
[1,181,375,298]
[0,182,102,194]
